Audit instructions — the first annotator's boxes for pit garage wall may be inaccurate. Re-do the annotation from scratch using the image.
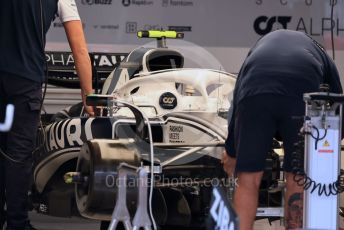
[46,0,344,79]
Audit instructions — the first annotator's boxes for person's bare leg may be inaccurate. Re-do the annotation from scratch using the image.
[234,171,263,230]
[285,172,304,229]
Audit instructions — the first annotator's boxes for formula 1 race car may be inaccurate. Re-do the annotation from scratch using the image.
[31,31,282,229]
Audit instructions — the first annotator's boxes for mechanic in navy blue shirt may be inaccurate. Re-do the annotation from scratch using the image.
[222,29,342,230]
[0,0,94,229]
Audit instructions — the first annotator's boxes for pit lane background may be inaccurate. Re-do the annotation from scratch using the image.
[46,0,344,76]
[44,0,344,113]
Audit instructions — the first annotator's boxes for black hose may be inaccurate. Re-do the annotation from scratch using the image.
[330,0,335,60]
[292,130,344,197]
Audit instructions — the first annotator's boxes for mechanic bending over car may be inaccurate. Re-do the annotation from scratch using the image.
[222,29,343,230]
[0,0,94,229]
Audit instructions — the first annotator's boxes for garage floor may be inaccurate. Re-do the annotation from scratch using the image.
[29,212,100,230]
[29,208,344,230]
[29,212,284,230]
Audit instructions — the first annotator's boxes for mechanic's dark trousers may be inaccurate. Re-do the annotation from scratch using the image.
[0,73,42,229]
